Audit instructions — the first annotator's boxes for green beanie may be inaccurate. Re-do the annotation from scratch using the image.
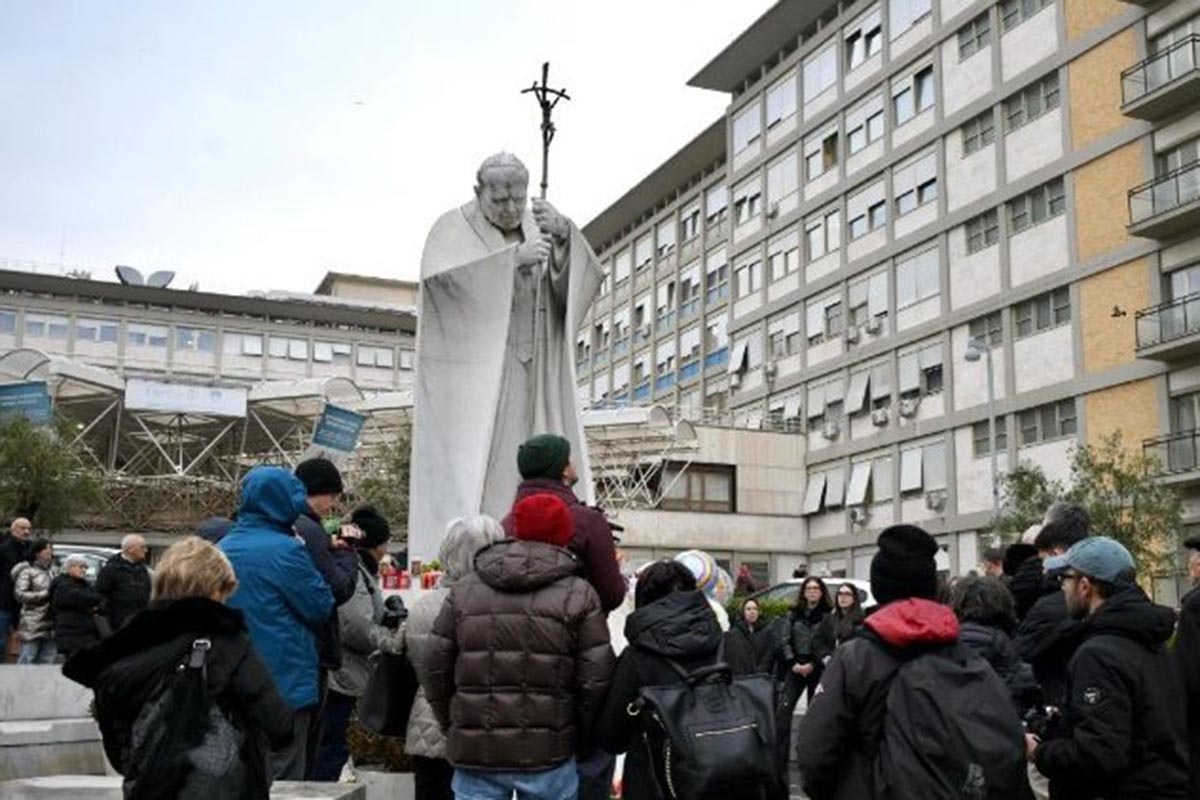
[517,434,571,480]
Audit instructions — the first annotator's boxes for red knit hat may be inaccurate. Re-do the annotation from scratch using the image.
[512,493,574,548]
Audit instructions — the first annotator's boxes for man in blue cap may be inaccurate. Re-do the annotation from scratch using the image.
[1027,536,1188,799]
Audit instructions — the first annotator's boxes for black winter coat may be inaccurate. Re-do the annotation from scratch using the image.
[95,554,151,630]
[724,615,783,676]
[63,597,293,800]
[51,574,103,655]
[1033,588,1189,800]
[1177,585,1200,797]
[0,535,30,612]
[958,620,1037,710]
[782,604,829,665]
[795,599,962,800]
[1009,553,1046,621]
[1015,578,1078,705]
[813,609,864,665]
[595,590,761,800]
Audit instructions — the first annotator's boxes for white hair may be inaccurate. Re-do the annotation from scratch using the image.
[475,152,529,187]
[439,515,505,583]
[64,554,90,568]
[121,534,145,552]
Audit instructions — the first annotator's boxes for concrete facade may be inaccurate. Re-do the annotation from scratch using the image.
[580,0,1193,580]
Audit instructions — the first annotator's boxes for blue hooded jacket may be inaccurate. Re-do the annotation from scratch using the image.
[219,467,334,709]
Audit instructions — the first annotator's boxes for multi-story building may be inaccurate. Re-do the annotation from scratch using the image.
[0,266,416,391]
[582,0,1190,583]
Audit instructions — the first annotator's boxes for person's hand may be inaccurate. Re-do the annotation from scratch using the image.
[1025,733,1040,761]
[516,233,553,268]
[531,199,568,240]
[797,663,814,677]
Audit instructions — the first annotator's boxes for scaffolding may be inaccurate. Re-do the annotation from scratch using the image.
[582,405,699,511]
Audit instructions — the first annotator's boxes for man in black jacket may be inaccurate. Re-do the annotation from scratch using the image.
[1028,537,1188,799]
[0,517,33,645]
[289,457,359,779]
[1015,502,1090,707]
[1176,534,1200,796]
[96,534,151,630]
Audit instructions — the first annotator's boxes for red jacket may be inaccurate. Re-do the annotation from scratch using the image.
[501,479,626,613]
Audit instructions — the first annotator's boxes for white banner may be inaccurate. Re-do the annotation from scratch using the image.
[125,378,248,417]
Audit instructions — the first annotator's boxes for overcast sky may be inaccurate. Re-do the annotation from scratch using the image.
[0,1,772,295]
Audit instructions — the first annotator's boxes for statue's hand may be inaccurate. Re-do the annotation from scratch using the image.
[516,233,553,267]
[532,199,569,241]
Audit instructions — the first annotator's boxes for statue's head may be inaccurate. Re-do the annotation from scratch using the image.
[475,152,529,232]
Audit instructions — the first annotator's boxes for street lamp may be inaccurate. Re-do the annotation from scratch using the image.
[965,335,999,515]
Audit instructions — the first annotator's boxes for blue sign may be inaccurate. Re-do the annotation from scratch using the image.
[312,404,366,455]
[0,382,52,425]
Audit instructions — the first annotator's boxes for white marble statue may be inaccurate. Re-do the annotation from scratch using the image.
[409,152,603,562]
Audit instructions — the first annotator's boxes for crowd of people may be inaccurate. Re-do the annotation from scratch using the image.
[3,437,1200,800]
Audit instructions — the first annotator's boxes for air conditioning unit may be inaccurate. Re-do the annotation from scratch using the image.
[871,407,889,427]
[764,360,778,381]
[821,418,840,440]
[864,317,883,335]
[925,490,947,512]
[849,506,869,525]
[730,372,742,389]
[898,397,921,418]
[844,326,861,344]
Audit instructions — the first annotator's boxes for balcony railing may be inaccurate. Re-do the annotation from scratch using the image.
[656,311,676,332]
[1128,161,1200,228]
[679,297,701,321]
[705,284,729,305]
[655,373,676,392]
[704,346,729,370]
[633,381,651,401]
[1144,429,1200,475]
[1122,36,1200,108]
[678,359,701,382]
[1135,292,1200,350]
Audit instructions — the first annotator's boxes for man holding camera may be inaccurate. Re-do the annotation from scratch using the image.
[1026,537,1187,799]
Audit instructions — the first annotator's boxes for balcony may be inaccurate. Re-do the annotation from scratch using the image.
[633,381,651,402]
[656,311,676,333]
[1128,162,1200,239]
[1135,293,1200,362]
[1122,37,1200,120]
[678,359,701,382]
[655,373,676,392]
[704,346,729,371]
[1144,430,1200,486]
[679,297,701,321]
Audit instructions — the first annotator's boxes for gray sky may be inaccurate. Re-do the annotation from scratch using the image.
[0,1,772,295]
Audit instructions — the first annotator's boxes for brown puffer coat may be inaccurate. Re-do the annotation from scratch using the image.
[425,539,614,772]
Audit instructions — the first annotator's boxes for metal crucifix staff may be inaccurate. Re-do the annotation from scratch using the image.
[521,62,570,200]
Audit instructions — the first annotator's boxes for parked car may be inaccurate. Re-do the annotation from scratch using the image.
[52,545,119,584]
[746,577,876,611]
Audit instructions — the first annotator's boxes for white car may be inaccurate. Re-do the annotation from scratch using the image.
[746,577,876,610]
[52,545,119,584]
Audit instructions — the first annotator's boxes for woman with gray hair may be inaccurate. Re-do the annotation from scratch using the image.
[51,554,105,658]
[404,516,505,800]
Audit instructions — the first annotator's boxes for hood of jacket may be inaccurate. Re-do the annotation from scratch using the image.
[233,467,308,532]
[1077,586,1176,651]
[63,597,246,687]
[474,539,579,592]
[625,589,722,660]
[865,598,960,649]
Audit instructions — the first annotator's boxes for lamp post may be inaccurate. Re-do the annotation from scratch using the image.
[965,335,999,515]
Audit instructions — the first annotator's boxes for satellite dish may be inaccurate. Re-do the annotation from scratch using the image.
[147,271,175,288]
[114,266,144,285]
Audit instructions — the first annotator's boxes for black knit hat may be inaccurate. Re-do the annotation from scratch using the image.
[294,458,344,497]
[517,434,571,481]
[871,524,939,606]
[350,505,391,549]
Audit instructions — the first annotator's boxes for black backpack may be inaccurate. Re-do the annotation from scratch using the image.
[873,643,1032,800]
[630,645,776,800]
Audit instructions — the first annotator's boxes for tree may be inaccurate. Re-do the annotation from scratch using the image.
[352,424,411,544]
[0,415,100,531]
[991,432,1183,573]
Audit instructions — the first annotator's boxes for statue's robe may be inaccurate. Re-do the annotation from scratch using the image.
[409,199,602,562]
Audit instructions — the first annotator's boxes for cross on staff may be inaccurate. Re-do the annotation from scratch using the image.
[521,62,570,200]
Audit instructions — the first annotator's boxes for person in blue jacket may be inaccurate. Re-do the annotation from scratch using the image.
[218,466,334,781]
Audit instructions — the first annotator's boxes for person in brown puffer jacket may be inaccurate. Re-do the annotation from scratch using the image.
[425,493,615,799]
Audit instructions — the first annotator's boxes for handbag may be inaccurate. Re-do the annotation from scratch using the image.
[357,650,420,737]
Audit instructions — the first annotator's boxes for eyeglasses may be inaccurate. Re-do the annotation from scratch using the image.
[837,591,856,597]
[1057,571,1082,585]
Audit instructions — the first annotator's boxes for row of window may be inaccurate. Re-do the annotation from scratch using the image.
[0,310,411,369]
[802,438,946,516]
[971,398,1078,456]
